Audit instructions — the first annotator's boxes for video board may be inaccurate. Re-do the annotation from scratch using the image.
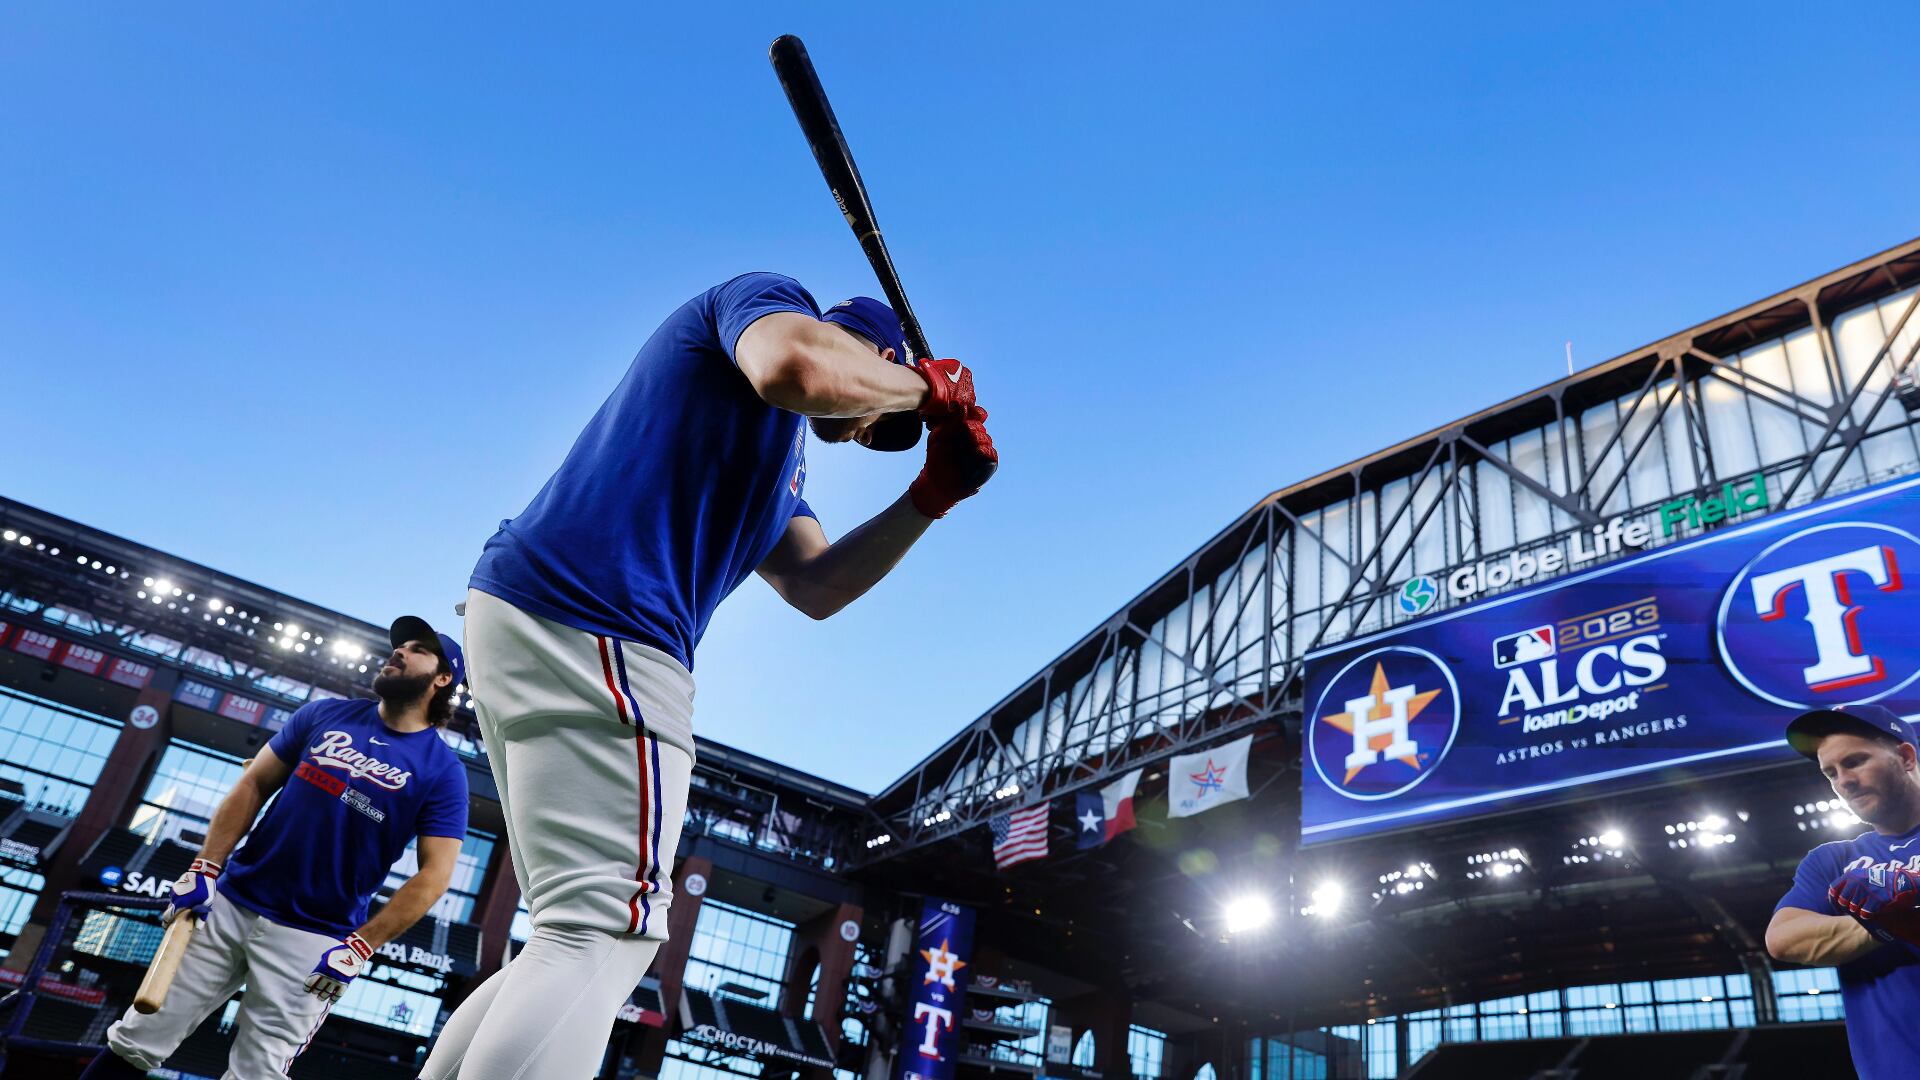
[1301,474,1920,844]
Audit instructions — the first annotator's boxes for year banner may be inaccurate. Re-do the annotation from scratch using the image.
[1301,474,1920,845]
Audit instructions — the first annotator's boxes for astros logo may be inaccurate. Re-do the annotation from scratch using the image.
[1716,522,1920,709]
[1308,646,1460,801]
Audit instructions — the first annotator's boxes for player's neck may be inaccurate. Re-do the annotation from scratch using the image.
[376,698,433,734]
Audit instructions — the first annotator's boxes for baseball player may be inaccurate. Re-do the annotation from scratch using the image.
[79,618,471,1080]
[1767,703,1920,1078]
[421,273,996,1078]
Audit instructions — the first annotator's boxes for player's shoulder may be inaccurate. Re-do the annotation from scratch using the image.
[704,271,819,313]
[418,730,471,787]
[1801,831,1882,868]
[288,695,368,725]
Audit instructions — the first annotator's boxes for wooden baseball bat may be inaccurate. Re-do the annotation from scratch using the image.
[133,914,196,1014]
[769,35,997,482]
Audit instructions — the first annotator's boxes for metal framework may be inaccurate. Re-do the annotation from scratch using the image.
[862,236,1920,864]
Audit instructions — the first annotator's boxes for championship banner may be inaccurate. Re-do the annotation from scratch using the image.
[1302,474,1920,845]
[899,897,976,1080]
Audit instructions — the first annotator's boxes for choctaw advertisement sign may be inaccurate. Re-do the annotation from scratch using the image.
[1302,474,1920,844]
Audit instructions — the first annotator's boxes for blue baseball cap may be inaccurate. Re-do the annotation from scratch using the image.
[389,615,466,690]
[1786,702,1916,758]
[821,296,907,364]
[819,295,924,452]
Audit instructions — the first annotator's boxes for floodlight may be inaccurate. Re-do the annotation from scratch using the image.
[1223,895,1273,934]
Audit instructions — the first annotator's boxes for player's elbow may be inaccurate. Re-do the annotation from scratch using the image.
[791,589,844,621]
[1764,915,1810,965]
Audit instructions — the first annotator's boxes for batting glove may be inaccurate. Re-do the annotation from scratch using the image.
[304,933,374,1002]
[914,358,976,420]
[163,858,220,927]
[909,406,998,519]
[1830,864,1920,947]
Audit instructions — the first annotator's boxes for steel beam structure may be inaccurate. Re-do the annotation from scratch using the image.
[861,237,1920,865]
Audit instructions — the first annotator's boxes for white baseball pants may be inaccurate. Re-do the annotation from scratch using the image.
[421,589,693,1080]
[105,890,334,1079]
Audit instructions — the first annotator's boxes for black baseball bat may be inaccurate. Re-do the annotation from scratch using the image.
[770,34,993,476]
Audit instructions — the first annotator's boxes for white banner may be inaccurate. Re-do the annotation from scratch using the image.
[1167,734,1252,818]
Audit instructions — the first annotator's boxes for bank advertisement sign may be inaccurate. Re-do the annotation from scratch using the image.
[1302,474,1920,844]
[899,897,976,1080]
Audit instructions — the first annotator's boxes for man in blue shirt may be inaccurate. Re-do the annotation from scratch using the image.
[1768,703,1920,1079]
[424,273,997,1079]
[81,617,472,1080]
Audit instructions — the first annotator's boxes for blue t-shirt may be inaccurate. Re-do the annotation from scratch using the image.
[1774,824,1920,1079]
[221,698,470,938]
[470,272,823,670]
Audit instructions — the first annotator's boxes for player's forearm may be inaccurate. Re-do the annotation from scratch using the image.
[784,494,933,619]
[1766,908,1880,966]
[197,782,268,866]
[760,329,926,417]
[354,871,451,950]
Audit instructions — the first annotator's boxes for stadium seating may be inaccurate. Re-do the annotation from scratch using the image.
[1562,1029,1735,1078]
[1732,1023,1853,1079]
[1404,1024,1856,1079]
[1403,1037,1578,1077]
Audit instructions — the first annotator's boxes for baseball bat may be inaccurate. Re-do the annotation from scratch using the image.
[769,35,996,480]
[134,914,195,1014]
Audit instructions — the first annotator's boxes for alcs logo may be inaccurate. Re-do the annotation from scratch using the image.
[1309,646,1460,801]
[1716,522,1920,709]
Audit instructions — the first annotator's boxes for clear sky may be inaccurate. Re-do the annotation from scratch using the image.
[3,4,1915,793]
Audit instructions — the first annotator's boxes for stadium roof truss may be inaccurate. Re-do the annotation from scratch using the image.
[862,236,1920,865]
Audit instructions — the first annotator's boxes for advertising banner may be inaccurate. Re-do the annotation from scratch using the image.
[899,897,976,1080]
[1302,474,1920,845]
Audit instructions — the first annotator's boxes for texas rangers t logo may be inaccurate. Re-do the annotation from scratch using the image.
[1717,522,1920,708]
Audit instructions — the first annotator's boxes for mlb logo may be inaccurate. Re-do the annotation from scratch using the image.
[1493,626,1555,668]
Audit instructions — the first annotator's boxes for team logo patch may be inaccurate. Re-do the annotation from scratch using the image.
[1308,646,1460,801]
[1716,522,1920,709]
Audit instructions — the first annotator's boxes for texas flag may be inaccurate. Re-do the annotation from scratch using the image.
[1075,769,1142,850]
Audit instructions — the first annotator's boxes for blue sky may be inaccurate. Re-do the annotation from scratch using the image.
[3,4,1915,793]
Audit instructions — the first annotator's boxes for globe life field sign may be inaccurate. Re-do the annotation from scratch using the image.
[1301,473,1920,845]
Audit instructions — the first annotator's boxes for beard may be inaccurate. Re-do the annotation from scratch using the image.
[372,670,436,707]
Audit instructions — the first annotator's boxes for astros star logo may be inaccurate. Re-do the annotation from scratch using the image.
[1318,662,1441,784]
[1189,760,1227,794]
[920,938,967,989]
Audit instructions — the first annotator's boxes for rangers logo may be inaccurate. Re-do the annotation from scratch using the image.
[1308,646,1460,801]
[1716,522,1920,709]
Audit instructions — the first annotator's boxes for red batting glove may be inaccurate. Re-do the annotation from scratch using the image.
[909,406,998,519]
[914,359,977,420]
[1830,864,1920,949]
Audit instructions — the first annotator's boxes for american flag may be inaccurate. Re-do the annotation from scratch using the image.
[990,802,1050,869]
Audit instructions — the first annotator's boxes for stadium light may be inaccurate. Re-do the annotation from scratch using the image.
[1306,882,1343,917]
[207,598,223,612]
[1598,828,1625,848]
[2,531,14,542]
[1222,894,1273,934]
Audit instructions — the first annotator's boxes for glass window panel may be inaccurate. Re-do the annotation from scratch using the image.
[1129,1025,1167,1080]
[1733,341,1810,471]
[1506,430,1552,544]
[1700,371,1762,481]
